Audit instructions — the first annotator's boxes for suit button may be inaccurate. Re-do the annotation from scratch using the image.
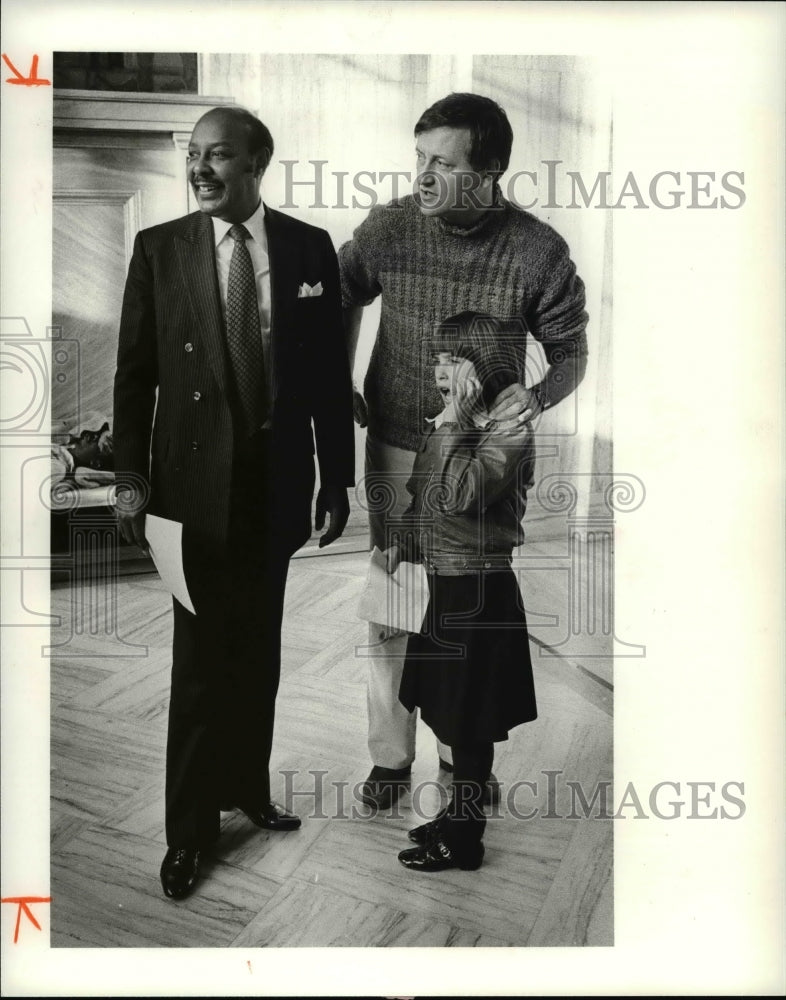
[191,441,199,451]
[192,391,201,401]
[184,342,193,353]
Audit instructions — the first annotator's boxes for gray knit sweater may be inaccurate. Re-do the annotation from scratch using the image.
[339,194,589,452]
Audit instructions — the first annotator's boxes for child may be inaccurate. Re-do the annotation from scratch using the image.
[386,311,539,872]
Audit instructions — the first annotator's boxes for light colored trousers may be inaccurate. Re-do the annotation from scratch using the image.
[364,433,452,770]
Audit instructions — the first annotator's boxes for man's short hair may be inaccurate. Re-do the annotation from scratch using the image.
[210,105,275,172]
[414,93,513,176]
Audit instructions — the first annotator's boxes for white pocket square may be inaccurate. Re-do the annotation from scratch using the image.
[298,281,323,298]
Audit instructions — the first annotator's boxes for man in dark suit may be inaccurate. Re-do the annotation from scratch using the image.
[113,106,355,900]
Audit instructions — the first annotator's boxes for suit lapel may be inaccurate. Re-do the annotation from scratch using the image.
[174,212,230,399]
[264,205,300,406]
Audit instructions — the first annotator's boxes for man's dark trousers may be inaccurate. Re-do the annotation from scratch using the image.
[165,430,296,848]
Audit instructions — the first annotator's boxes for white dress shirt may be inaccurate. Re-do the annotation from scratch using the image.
[212,201,273,424]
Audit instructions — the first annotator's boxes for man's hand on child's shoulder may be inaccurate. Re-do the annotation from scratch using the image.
[489,382,544,431]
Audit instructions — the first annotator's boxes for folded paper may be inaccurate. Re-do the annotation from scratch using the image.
[145,514,196,615]
[357,546,429,634]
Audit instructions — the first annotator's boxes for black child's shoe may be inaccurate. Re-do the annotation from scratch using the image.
[407,809,448,846]
[398,837,484,872]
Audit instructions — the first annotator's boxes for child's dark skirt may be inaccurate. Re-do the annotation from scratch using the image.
[399,567,538,746]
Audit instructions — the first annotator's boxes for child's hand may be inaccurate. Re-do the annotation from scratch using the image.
[454,374,483,425]
[455,374,481,404]
[383,544,401,575]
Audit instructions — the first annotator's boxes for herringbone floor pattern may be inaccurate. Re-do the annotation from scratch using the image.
[50,519,613,948]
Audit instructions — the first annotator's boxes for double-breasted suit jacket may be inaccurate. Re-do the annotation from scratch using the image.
[113,204,355,846]
[113,205,355,557]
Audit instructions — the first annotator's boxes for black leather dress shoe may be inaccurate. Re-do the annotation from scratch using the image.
[398,837,484,872]
[407,809,448,845]
[230,801,301,831]
[360,765,412,809]
[160,846,201,900]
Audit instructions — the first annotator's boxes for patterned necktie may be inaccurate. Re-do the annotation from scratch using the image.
[226,223,267,435]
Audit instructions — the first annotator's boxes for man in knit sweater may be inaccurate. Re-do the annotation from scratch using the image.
[339,92,589,810]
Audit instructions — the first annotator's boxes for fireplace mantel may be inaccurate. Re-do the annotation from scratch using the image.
[54,90,235,149]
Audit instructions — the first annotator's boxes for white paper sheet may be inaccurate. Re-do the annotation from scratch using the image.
[357,545,429,633]
[145,513,196,615]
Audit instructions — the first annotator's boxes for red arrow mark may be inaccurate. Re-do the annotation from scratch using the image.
[1,896,52,943]
[2,54,51,86]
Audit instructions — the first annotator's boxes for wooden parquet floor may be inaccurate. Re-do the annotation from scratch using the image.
[49,526,613,948]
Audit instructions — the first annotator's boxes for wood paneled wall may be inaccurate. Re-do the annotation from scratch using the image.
[52,93,225,436]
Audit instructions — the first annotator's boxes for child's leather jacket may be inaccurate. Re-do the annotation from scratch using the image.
[392,420,536,574]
